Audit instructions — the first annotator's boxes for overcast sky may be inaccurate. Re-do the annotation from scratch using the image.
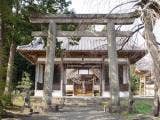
[68,0,135,14]
[67,0,160,47]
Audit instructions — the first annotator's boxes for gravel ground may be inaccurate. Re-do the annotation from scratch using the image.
[2,106,124,120]
[2,106,159,120]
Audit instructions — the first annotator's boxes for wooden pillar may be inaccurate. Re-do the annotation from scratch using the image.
[123,65,128,84]
[128,62,133,112]
[100,65,102,96]
[64,67,66,96]
[93,78,95,96]
[107,22,120,112]
[35,64,39,91]
[139,76,142,95]
[143,76,146,95]
[43,21,56,111]
[35,64,43,91]
[60,57,65,96]
[101,59,105,96]
[82,81,85,94]
[73,82,75,96]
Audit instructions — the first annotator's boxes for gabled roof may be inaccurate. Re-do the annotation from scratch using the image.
[136,54,153,71]
[58,37,142,51]
[17,37,143,51]
[17,37,146,64]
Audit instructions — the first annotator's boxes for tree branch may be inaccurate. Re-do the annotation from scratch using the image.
[109,0,139,14]
[118,25,144,50]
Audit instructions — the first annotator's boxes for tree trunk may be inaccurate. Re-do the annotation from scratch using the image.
[4,42,16,95]
[0,15,2,56]
[0,15,3,81]
[128,63,134,113]
[0,15,7,82]
[143,10,160,117]
[153,65,160,116]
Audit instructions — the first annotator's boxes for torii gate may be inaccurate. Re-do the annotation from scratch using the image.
[30,12,139,112]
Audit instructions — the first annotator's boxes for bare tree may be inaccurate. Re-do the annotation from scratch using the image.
[139,0,160,116]
[112,0,160,116]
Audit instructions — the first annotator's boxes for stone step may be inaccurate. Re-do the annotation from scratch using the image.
[30,96,109,112]
[31,96,109,107]
[61,97,108,106]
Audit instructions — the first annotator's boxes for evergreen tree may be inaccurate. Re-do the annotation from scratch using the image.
[1,0,72,96]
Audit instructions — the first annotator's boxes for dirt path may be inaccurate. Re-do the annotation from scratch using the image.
[2,106,159,120]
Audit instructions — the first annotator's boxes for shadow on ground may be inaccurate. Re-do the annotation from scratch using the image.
[2,106,159,120]
[3,106,123,120]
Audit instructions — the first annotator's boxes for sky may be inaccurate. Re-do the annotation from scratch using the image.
[67,0,160,48]
[68,0,134,14]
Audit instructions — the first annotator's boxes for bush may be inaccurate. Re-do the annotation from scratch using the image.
[0,100,3,119]
[0,80,7,117]
[0,95,12,118]
[16,72,32,93]
[131,74,140,94]
[0,95,12,107]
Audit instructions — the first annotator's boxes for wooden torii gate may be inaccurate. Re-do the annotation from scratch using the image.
[30,12,139,112]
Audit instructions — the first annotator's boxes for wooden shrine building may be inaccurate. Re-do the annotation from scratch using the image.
[17,11,145,110]
[17,37,146,97]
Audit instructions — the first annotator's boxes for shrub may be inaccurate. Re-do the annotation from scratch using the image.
[0,80,7,117]
[0,95,12,107]
[16,72,32,93]
[131,74,140,94]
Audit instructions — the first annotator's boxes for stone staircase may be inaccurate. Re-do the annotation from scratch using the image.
[62,96,108,107]
[31,96,109,112]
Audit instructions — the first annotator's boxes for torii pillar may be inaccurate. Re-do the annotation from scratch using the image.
[107,22,120,112]
[43,21,56,111]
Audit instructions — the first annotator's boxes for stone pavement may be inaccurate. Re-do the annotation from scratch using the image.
[3,106,124,120]
[2,106,159,120]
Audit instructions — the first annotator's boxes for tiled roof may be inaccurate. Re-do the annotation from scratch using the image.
[17,37,142,51]
[58,37,141,51]
[17,37,45,50]
[59,37,107,50]
[136,54,153,71]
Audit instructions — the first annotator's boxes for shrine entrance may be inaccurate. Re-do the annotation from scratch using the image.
[74,75,94,96]
[66,68,101,96]
[29,11,140,111]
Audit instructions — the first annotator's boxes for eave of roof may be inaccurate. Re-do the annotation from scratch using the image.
[17,49,147,65]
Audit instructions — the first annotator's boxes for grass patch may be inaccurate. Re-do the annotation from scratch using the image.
[12,95,24,107]
[133,100,153,114]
